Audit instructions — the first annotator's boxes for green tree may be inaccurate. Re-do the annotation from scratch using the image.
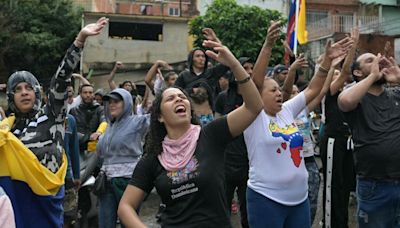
[189,0,286,66]
[0,0,82,86]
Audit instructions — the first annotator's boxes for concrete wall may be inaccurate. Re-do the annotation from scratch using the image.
[82,13,190,74]
[89,70,147,92]
[236,0,288,16]
[357,34,394,55]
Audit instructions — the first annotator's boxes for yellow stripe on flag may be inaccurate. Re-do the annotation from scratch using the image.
[0,116,67,196]
[297,0,308,45]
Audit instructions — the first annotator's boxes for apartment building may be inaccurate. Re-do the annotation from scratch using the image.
[306,0,400,61]
[72,0,199,89]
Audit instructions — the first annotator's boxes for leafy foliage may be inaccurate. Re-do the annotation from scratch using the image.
[0,0,82,86]
[189,0,286,65]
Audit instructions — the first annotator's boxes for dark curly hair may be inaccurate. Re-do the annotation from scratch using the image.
[145,87,199,156]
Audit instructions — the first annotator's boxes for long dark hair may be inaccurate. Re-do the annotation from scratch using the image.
[146,87,199,156]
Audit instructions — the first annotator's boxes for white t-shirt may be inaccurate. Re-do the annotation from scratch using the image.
[244,92,308,206]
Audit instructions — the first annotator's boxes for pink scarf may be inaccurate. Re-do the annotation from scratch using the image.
[158,124,201,172]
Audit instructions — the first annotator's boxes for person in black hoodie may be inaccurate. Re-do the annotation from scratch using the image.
[175,28,229,100]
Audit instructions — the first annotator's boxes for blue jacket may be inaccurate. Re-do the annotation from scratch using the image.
[64,114,80,180]
[97,89,150,168]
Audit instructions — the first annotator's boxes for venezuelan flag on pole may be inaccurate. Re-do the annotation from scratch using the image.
[0,116,67,228]
[286,0,308,56]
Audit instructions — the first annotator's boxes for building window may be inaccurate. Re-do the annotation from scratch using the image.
[169,7,180,16]
[109,21,163,41]
[141,5,152,15]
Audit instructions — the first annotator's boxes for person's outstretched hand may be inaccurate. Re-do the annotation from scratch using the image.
[115,61,124,69]
[203,40,238,69]
[202,28,221,44]
[290,53,308,70]
[75,17,109,46]
[264,20,281,48]
[156,60,173,70]
[325,37,353,62]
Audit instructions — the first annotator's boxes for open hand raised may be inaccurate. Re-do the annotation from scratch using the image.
[290,53,308,70]
[76,17,109,43]
[202,28,221,44]
[265,21,281,48]
[325,37,354,61]
[203,40,238,69]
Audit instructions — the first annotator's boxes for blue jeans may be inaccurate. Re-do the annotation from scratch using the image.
[99,181,120,228]
[246,187,310,228]
[305,157,320,224]
[357,177,400,228]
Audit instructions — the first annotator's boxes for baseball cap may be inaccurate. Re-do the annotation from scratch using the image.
[103,92,123,101]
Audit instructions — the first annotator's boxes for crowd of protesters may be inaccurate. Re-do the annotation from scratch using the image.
[0,17,400,228]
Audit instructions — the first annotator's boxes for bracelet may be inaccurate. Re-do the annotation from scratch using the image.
[235,76,251,84]
[318,66,329,74]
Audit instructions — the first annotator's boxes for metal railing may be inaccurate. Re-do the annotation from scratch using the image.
[307,13,381,40]
[307,0,359,4]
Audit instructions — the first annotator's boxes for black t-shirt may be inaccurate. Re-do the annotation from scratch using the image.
[215,89,243,115]
[223,135,249,177]
[214,90,248,176]
[324,90,351,136]
[130,117,233,228]
[343,89,400,179]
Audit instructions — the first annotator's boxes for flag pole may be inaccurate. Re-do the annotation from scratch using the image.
[294,0,300,56]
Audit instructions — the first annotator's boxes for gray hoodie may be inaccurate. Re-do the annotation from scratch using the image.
[97,88,150,173]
